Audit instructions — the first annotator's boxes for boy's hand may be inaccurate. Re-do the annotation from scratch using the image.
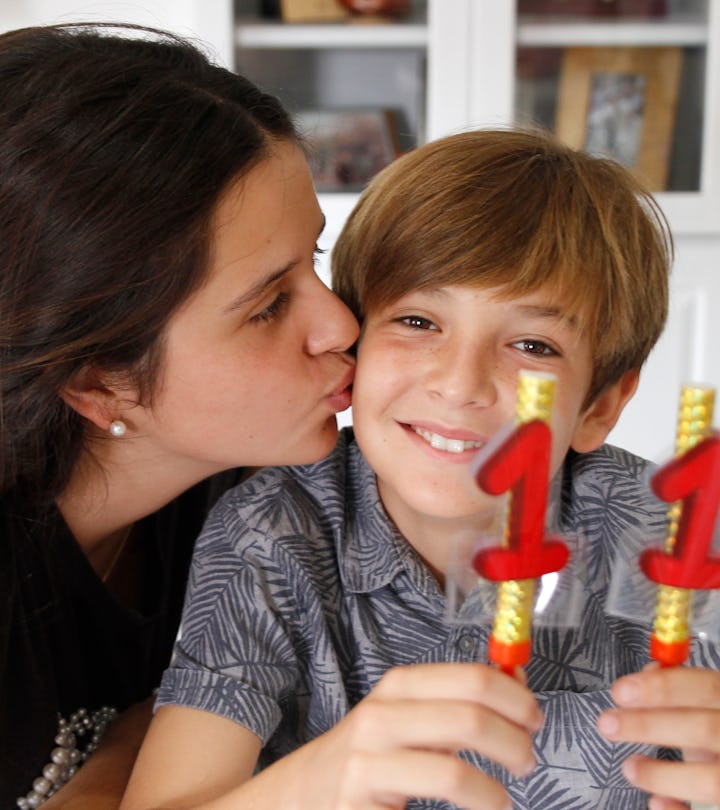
[279,662,543,810]
[122,663,542,810]
[597,663,720,809]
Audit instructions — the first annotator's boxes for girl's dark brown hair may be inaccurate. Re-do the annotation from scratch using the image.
[0,23,299,506]
[332,128,672,408]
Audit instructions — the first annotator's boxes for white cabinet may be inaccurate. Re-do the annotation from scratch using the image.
[2,0,718,460]
[231,0,720,460]
[231,1,719,235]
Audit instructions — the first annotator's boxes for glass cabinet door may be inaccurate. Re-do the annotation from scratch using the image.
[231,0,719,235]
[510,0,718,233]
[232,0,432,278]
[234,0,428,194]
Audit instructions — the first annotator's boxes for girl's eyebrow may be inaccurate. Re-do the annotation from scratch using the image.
[223,264,296,315]
[223,217,326,315]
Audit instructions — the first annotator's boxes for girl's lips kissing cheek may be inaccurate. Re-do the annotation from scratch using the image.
[327,367,355,413]
[400,422,486,464]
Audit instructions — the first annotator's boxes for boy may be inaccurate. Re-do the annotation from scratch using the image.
[122,129,720,810]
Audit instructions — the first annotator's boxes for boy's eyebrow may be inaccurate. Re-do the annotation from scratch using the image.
[403,289,579,327]
[515,303,578,328]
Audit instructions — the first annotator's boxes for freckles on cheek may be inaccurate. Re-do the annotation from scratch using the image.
[362,359,404,397]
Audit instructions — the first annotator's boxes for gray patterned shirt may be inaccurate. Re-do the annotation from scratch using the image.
[158,428,720,810]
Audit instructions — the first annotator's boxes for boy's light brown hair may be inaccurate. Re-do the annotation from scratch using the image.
[331,127,671,407]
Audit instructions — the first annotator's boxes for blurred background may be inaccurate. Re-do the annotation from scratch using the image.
[2,0,718,462]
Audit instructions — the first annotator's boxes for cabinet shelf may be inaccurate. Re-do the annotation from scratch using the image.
[517,17,708,47]
[235,18,428,49]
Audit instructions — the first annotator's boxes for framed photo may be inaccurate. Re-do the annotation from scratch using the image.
[279,0,350,22]
[295,108,400,192]
[555,46,683,190]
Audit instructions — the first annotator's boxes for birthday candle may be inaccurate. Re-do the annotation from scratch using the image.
[651,384,715,667]
[487,370,556,673]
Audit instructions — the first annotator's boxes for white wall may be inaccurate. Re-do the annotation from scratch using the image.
[607,234,720,462]
[0,1,232,65]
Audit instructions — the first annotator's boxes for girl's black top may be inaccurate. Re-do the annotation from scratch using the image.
[0,469,243,808]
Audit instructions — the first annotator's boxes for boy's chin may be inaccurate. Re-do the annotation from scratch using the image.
[402,492,503,527]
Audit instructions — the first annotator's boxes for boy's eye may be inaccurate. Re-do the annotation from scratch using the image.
[399,315,438,331]
[251,291,290,324]
[513,339,557,356]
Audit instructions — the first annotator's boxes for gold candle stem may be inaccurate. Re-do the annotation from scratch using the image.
[653,385,715,648]
[491,371,556,649]
[493,578,535,644]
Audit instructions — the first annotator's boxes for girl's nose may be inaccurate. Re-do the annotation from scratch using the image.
[305,277,359,356]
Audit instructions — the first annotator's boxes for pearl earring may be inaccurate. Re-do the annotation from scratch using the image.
[109,420,127,437]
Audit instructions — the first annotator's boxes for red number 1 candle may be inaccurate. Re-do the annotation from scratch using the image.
[643,384,716,667]
[472,370,569,674]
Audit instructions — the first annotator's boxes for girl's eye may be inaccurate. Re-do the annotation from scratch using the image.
[514,339,557,356]
[399,315,437,331]
[313,245,327,266]
[252,292,290,324]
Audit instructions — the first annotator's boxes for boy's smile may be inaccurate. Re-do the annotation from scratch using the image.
[402,422,486,463]
[352,284,615,577]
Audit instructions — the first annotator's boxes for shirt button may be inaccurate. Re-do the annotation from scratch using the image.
[458,635,476,653]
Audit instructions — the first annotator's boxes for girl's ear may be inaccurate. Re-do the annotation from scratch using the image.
[59,367,134,432]
[570,369,639,454]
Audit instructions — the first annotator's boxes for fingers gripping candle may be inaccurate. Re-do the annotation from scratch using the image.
[473,370,569,675]
[649,385,716,667]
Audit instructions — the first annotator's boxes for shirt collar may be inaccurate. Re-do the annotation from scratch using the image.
[338,437,425,594]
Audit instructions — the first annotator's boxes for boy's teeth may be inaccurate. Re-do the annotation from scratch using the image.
[413,427,483,454]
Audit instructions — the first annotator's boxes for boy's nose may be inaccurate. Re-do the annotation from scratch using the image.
[426,340,498,408]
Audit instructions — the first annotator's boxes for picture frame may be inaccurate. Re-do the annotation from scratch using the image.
[279,0,350,23]
[294,108,401,192]
[555,46,683,190]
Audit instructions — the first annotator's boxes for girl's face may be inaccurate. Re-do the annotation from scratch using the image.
[122,142,358,476]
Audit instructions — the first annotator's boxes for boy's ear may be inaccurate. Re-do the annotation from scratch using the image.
[570,369,639,454]
[59,366,133,432]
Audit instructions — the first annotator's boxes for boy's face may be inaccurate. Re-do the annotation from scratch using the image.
[352,284,626,568]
